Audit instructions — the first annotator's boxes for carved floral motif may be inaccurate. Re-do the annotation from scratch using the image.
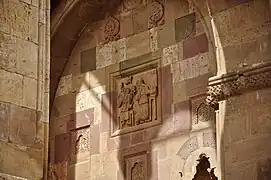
[116,69,158,130]
[104,16,120,42]
[71,127,90,155]
[148,0,165,28]
[191,96,215,125]
[206,63,271,108]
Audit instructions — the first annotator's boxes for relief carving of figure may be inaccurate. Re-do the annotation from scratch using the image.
[192,153,218,180]
[117,77,137,129]
[116,73,157,129]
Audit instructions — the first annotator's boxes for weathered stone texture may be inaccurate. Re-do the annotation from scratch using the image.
[49,0,271,179]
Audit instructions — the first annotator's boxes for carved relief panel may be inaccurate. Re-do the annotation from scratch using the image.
[191,95,215,129]
[71,127,90,155]
[110,59,161,136]
[124,152,148,180]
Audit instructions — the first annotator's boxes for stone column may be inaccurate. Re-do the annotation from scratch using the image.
[206,0,271,179]
[0,0,50,179]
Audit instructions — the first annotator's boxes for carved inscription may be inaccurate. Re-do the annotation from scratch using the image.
[116,69,158,130]
[71,127,90,155]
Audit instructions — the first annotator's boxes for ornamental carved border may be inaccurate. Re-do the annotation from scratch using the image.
[206,62,271,108]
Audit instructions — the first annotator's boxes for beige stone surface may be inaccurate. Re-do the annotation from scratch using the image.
[22,76,37,109]
[0,141,43,179]
[0,69,23,105]
[48,0,271,180]
[126,31,150,59]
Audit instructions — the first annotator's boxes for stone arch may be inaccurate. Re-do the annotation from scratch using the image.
[49,0,220,179]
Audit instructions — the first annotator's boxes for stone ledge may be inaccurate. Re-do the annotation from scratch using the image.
[206,61,271,108]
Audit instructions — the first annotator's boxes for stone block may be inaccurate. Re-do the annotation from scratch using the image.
[9,105,40,148]
[101,92,113,133]
[96,43,114,69]
[160,65,173,118]
[172,81,188,104]
[185,73,211,97]
[120,52,152,70]
[80,48,96,73]
[175,13,196,42]
[55,74,72,97]
[54,133,70,163]
[16,39,38,79]
[0,141,43,179]
[0,102,10,142]
[112,38,127,63]
[0,32,16,72]
[22,76,38,109]
[107,134,131,151]
[72,72,90,93]
[0,69,23,106]
[212,0,271,47]
[68,161,90,180]
[90,124,100,155]
[174,52,211,83]
[89,68,107,88]
[90,154,104,176]
[120,12,134,38]
[223,35,271,72]
[67,108,94,131]
[173,100,191,133]
[183,33,208,59]
[50,115,71,137]
[132,4,148,34]
[162,44,178,66]
[131,131,144,145]
[210,0,252,14]
[164,0,189,23]
[126,31,150,59]
[157,23,176,48]
[0,0,38,42]
[52,93,76,118]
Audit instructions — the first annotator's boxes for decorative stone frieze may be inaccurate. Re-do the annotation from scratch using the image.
[206,62,271,108]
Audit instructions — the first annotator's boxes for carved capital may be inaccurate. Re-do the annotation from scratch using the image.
[206,62,271,108]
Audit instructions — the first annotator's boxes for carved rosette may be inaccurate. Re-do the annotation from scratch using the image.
[104,16,120,42]
[148,0,165,28]
[206,62,271,108]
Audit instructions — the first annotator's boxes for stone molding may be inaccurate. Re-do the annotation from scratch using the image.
[206,62,271,108]
[0,173,27,180]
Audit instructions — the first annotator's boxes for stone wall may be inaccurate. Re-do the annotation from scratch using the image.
[49,0,218,179]
[0,0,50,179]
[49,0,271,179]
